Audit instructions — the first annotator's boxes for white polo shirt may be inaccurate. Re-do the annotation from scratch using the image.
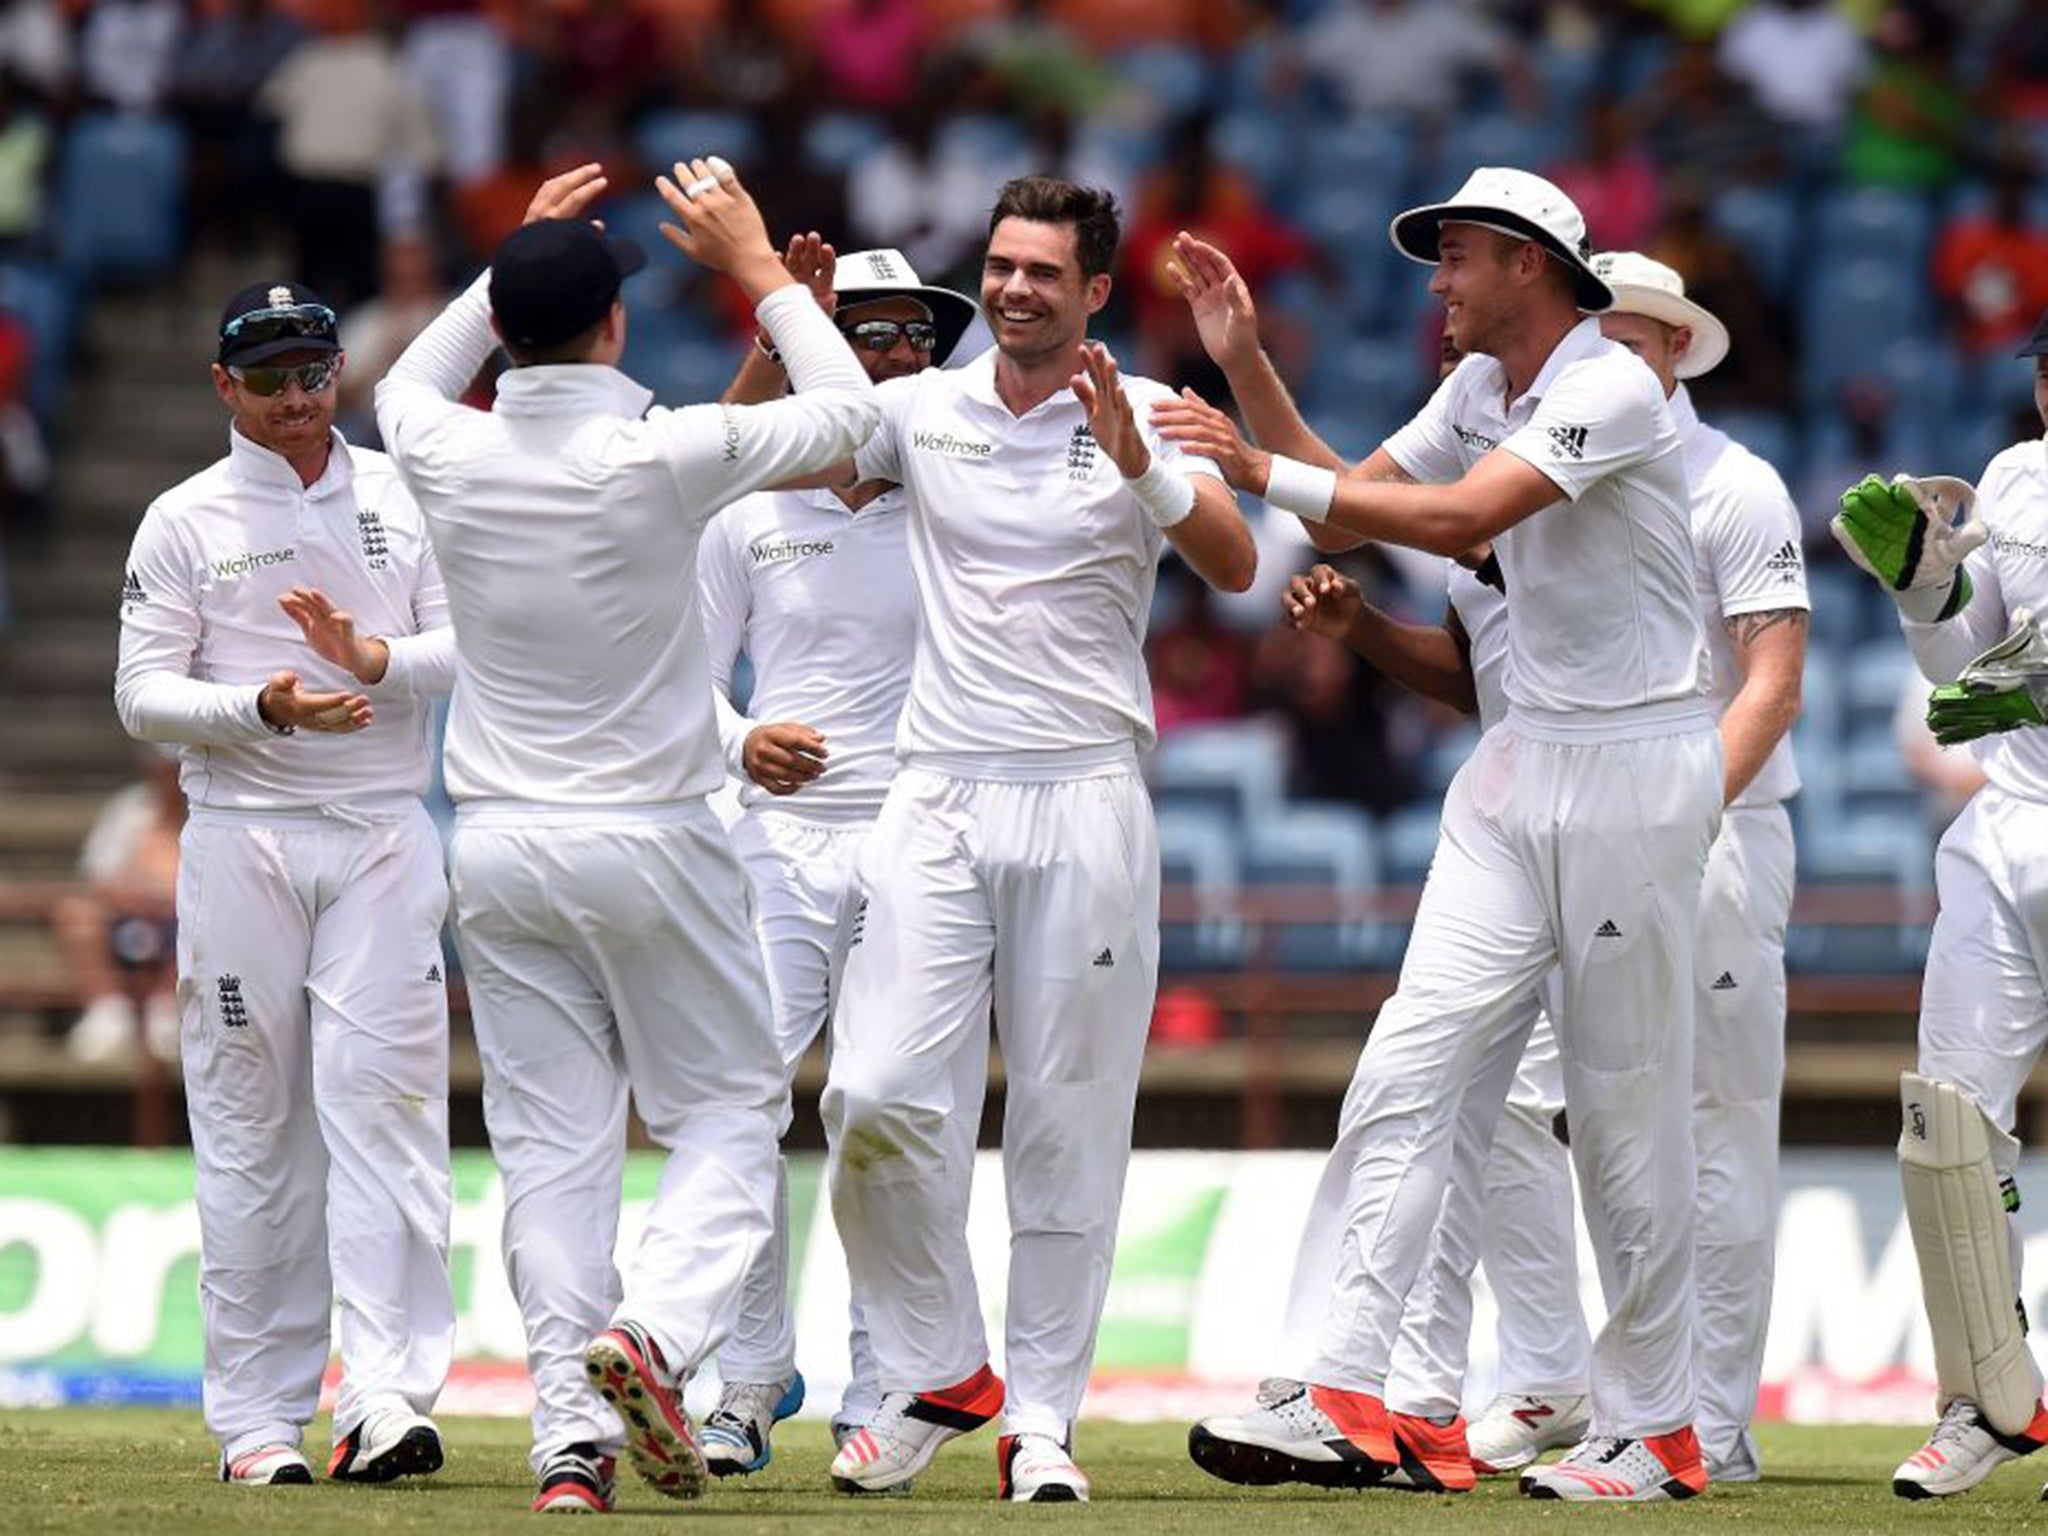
[1902,434,2048,804]
[853,349,1221,762]
[375,279,878,810]
[115,427,454,812]
[1673,386,1808,807]
[1385,318,1708,728]
[1446,561,1511,734]
[698,485,916,821]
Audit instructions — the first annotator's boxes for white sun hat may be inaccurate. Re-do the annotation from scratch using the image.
[832,247,980,366]
[1389,166,1613,313]
[1590,249,1731,379]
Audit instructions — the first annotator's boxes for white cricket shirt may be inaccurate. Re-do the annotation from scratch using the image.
[1902,434,2048,803]
[853,349,1221,762]
[1672,386,1808,807]
[1384,318,1709,729]
[698,484,916,821]
[115,427,454,812]
[375,278,878,809]
[1446,561,1511,734]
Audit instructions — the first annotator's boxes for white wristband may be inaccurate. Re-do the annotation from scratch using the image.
[1127,455,1196,529]
[1265,454,1336,524]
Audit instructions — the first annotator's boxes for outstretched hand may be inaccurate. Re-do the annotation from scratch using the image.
[1070,341,1148,478]
[784,232,837,317]
[1149,388,1270,494]
[1167,232,1260,371]
[655,156,781,291]
[258,670,373,734]
[279,585,388,684]
[522,162,610,227]
[1283,564,1363,640]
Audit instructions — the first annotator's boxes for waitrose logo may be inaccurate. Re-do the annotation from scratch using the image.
[911,429,993,460]
[211,547,296,580]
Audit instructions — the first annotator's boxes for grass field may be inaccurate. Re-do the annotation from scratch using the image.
[6,1412,2048,1533]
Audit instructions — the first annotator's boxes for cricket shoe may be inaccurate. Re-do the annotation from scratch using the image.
[328,1407,444,1483]
[829,1363,1004,1494]
[532,1442,617,1513]
[1519,1428,1708,1501]
[831,1419,914,1496]
[1187,1379,1475,1492]
[702,1371,806,1477]
[1894,1397,2048,1499]
[585,1321,706,1500]
[1467,1391,1592,1474]
[220,1444,312,1485]
[999,1433,1090,1502]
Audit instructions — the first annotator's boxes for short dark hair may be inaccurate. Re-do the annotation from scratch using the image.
[502,313,608,368]
[988,176,1121,278]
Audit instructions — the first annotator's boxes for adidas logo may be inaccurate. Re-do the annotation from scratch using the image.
[1765,539,1802,579]
[1594,919,1623,939]
[1711,971,1737,991]
[1092,947,1115,968]
[1546,424,1588,460]
[121,569,147,609]
[424,962,442,984]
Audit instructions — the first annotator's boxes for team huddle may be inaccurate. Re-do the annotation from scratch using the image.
[111,148,2048,1511]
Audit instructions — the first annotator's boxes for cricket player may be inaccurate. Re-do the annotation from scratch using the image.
[1382,253,1807,1485]
[115,283,458,1488]
[694,242,979,1478]
[1156,168,1722,1502]
[819,175,1256,1503]
[1828,307,2048,1499]
[374,161,879,1513]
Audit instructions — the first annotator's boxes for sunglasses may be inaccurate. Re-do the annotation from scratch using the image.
[843,318,937,353]
[229,359,338,397]
[220,301,339,352]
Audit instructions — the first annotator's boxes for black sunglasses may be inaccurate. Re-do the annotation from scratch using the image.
[843,318,938,353]
[229,359,338,397]
[220,302,339,351]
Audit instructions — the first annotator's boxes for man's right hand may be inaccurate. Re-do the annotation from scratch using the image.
[656,156,787,298]
[1284,564,1363,640]
[743,721,828,794]
[1831,472,1986,620]
[1167,232,1261,371]
[257,670,373,734]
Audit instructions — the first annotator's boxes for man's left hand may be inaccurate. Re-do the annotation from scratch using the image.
[280,586,389,685]
[1927,683,2045,745]
[523,163,610,227]
[1070,341,1151,478]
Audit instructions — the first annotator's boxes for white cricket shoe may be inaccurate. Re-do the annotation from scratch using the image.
[830,1418,914,1496]
[1894,1397,2048,1499]
[1000,1433,1090,1503]
[327,1406,444,1482]
[221,1444,312,1485]
[702,1372,805,1476]
[1188,1378,1474,1492]
[585,1321,705,1500]
[1519,1428,1708,1502]
[532,1442,617,1513]
[1468,1391,1592,1474]
[828,1363,1004,1494]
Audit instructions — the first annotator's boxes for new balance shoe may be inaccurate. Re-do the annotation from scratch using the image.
[585,1321,706,1500]
[328,1408,444,1483]
[999,1433,1090,1502]
[1519,1428,1708,1502]
[221,1444,312,1486]
[1187,1379,1474,1492]
[533,1442,617,1513]
[1467,1391,1592,1474]
[702,1372,806,1477]
[831,1418,914,1496]
[829,1363,1004,1494]
[1894,1398,2048,1499]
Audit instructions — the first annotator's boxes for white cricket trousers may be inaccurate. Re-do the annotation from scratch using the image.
[178,804,454,1464]
[1916,787,2048,1409]
[823,752,1161,1442]
[450,802,783,1471]
[1285,712,1720,1438]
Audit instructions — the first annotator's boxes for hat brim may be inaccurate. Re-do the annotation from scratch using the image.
[1603,282,1730,379]
[225,333,341,367]
[835,281,980,367]
[1390,203,1614,313]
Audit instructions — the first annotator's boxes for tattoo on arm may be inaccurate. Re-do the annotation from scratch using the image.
[1726,608,1809,647]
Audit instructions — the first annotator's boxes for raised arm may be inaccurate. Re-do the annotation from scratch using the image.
[1284,563,1478,714]
[722,233,837,407]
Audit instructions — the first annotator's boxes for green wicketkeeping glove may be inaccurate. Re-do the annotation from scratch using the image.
[1832,473,1986,622]
[1925,608,2048,745]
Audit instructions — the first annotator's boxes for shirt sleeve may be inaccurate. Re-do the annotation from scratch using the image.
[696,506,757,777]
[1500,356,1661,503]
[1382,365,1471,485]
[115,507,276,745]
[851,373,916,486]
[374,271,494,482]
[1702,453,1810,620]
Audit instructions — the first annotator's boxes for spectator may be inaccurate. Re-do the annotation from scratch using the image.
[686,3,804,115]
[79,0,181,115]
[847,95,1000,285]
[0,67,48,249]
[1716,0,1867,133]
[817,0,924,113]
[1283,0,1534,124]
[1985,0,2048,123]
[170,0,307,244]
[1546,97,1661,252]
[1648,180,1794,414]
[544,0,663,128]
[397,0,510,187]
[1631,40,1785,190]
[1151,574,1253,736]
[0,0,65,101]
[55,749,184,1064]
[1842,0,1972,189]
[959,0,1118,118]
[337,233,449,447]
[1931,156,2048,357]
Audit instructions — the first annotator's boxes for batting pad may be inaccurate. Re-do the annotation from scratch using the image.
[1899,1072,2041,1436]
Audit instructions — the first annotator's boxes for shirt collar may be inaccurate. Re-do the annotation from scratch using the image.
[226,424,354,499]
[1521,316,1606,405]
[1667,382,1700,436]
[493,363,654,422]
[955,347,1079,419]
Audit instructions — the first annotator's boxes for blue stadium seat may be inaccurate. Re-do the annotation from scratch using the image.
[803,112,888,175]
[1842,724,1918,819]
[933,114,1027,174]
[633,109,761,175]
[1713,410,1797,481]
[58,113,185,281]
[1209,111,1293,195]
[621,329,733,405]
[1436,113,1562,186]
[1813,187,1938,272]
[1420,722,1482,795]
[1379,802,1441,883]
[1302,115,1414,202]
[1708,185,1801,300]
[1800,259,1924,402]
[0,260,76,419]
[1157,804,1246,972]
[1151,722,1289,826]
[1844,645,1911,731]
[1114,44,1214,120]
[1241,801,1386,972]
[1787,816,1932,973]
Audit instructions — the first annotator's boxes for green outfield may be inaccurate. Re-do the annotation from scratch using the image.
[4,1414,2047,1533]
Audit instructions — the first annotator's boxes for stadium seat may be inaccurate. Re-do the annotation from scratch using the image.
[802,112,888,174]
[1150,721,1288,826]
[1788,815,1932,973]
[57,113,185,281]
[1708,185,1801,300]
[1302,115,1414,202]
[1156,803,1246,972]
[1209,111,1289,194]
[1843,645,1912,733]
[1841,724,1919,819]
[1437,113,1562,185]
[1713,410,1797,481]
[0,260,76,420]
[633,109,761,175]
[1800,259,1925,403]
[1240,801,1386,972]
[1419,722,1482,796]
[933,114,1027,173]
[1379,802,1441,883]
[1801,564,1863,652]
[1113,44,1213,120]
[1813,187,1938,273]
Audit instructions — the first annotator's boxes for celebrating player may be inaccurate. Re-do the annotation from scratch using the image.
[819,175,1255,1503]
[1828,308,2048,1499]
[116,283,457,1488]
[373,161,878,1512]
[694,241,979,1479]
[1159,168,1721,1502]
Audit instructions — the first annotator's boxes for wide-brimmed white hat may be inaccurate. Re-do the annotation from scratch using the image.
[1591,250,1730,379]
[1390,167,1613,313]
[832,247,979,366]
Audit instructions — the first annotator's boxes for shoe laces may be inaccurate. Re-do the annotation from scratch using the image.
[713,1378,790,1430]
[1254,1377,1307,1407]
[541,1442,611,1480]
[1561,1434,1628,1466]
[1928,1399,1985,1453]
[1009,1433,1075,1472]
